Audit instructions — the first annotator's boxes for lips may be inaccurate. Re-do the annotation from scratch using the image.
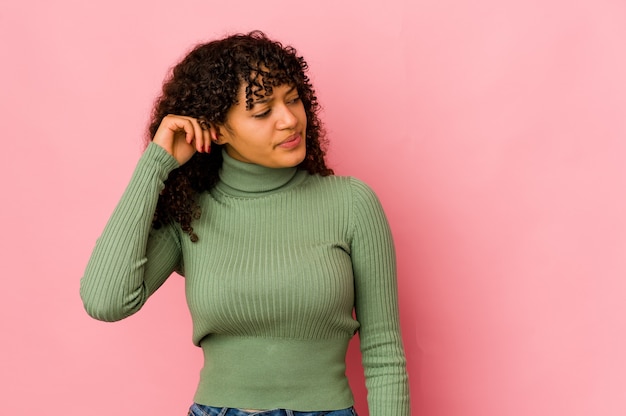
[277,133,302,149]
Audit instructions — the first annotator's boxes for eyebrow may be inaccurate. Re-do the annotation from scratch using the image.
[251,85,297,107]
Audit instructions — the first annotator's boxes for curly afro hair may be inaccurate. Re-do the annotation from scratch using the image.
[146,30,332,242]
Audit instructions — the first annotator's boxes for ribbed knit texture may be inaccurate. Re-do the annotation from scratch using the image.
[80,143,410,415]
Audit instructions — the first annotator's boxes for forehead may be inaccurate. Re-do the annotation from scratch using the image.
[240,76,296,108]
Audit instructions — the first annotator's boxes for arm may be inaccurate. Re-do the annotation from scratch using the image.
[350,178,410,416]
[80,143,182,321]
[80,115,213,321]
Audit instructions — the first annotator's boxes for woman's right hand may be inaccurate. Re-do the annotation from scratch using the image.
[152,114,211,165]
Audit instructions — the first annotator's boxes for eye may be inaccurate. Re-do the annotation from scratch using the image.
[253,109,271,119]
[287,96,301,105]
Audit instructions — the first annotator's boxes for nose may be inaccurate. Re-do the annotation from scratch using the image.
[276,103,298,130]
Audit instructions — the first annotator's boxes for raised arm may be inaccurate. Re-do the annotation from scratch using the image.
[80,115,212,321]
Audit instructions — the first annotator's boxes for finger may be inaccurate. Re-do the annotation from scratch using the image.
[203,125,211,153]
[154,115,191,148]
[162,115,189,138]
[180,118,197,146]
[195,117,212,153]
[190,118,205,153]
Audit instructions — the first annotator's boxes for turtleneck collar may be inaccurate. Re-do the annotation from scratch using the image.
[215,149,302,197]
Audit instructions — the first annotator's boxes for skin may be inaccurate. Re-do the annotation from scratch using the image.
[153,84,307,169]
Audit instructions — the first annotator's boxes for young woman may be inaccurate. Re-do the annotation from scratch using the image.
[80,30,409,416]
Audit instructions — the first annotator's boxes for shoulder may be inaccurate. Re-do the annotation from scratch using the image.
[302,174,385,216]
[316,175,382,205]
[304,174,378,196]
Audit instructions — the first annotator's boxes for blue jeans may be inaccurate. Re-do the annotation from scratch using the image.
[188,403,358,416]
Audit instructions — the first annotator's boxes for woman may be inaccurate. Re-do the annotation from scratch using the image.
[80,31,409,416]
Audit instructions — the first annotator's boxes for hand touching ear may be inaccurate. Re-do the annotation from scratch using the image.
[152,115,212,165]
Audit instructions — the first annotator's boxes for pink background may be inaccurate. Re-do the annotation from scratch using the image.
[1,0,625,415]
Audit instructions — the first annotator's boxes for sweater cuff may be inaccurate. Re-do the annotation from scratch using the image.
[139,142,180,179]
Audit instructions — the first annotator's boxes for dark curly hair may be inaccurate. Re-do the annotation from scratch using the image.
[146,30,332,242]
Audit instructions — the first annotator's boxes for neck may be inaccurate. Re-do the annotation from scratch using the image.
[216,149,301,197]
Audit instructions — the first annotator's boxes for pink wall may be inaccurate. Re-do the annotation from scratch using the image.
[1,1,625,415]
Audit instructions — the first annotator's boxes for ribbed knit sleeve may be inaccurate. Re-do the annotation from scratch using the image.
[349,178,410,416]
[80,143,182,322]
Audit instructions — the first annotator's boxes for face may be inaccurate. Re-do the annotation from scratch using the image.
[216,83,307,169]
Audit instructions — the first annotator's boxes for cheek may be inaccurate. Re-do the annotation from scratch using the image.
[298,106,308,126]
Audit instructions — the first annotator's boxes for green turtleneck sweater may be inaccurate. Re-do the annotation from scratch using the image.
[80,143,409,415]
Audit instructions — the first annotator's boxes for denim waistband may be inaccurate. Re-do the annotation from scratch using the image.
[188,403,357,416]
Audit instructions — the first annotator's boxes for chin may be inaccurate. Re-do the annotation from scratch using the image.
[273,146,306,168]
[288,148,307,167]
